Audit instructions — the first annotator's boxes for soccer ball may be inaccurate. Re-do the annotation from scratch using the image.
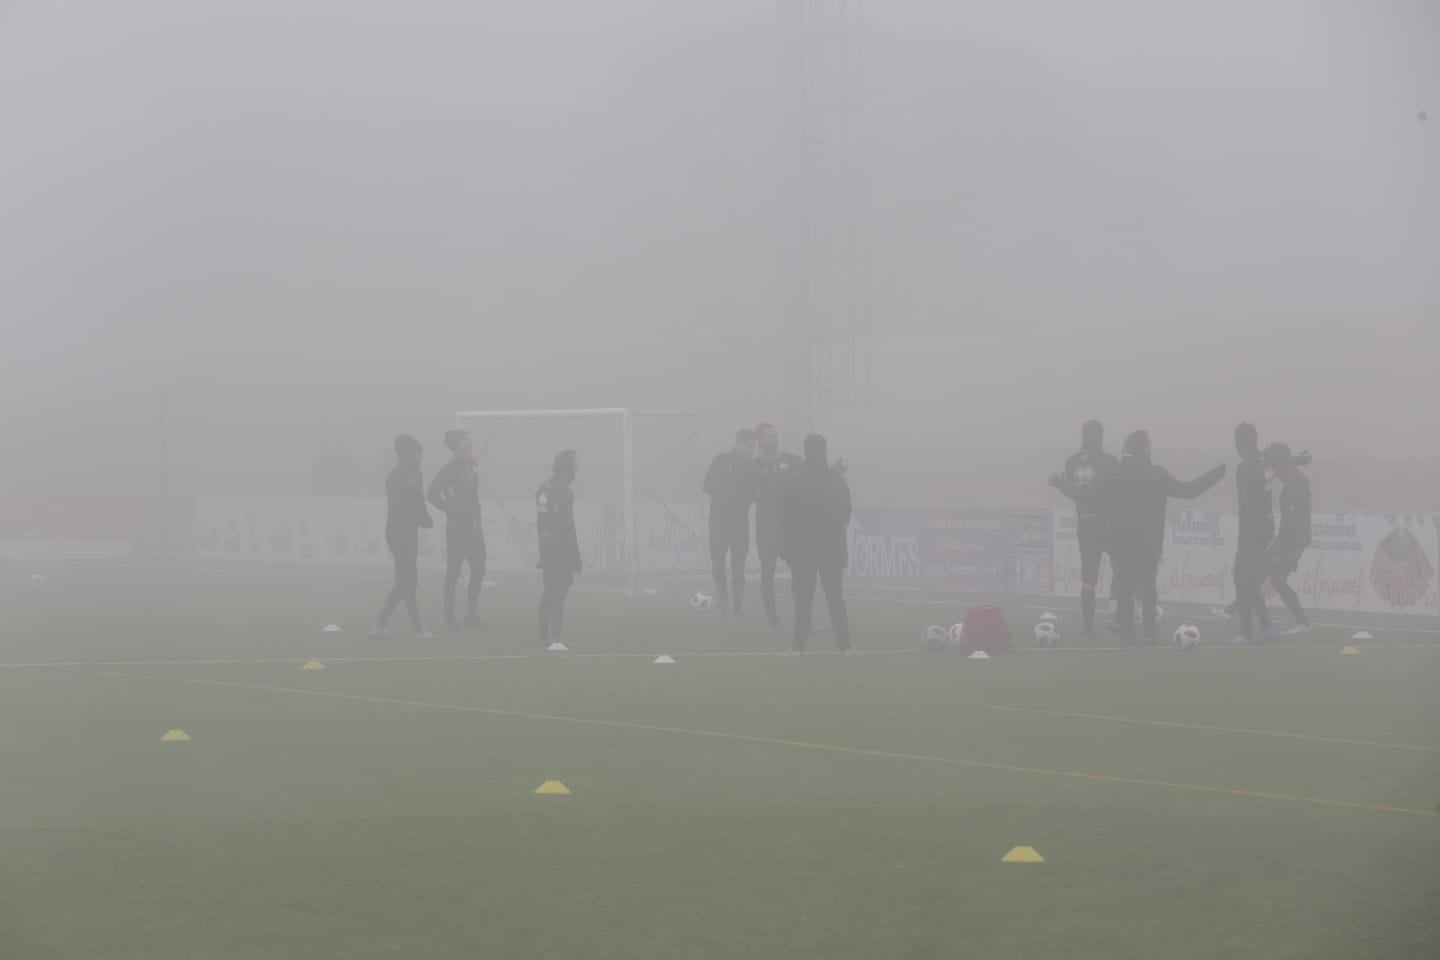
[1174,624,1201,649]
[690,593,714,614]
[29,573,48,591]
[947,623,965,648]
[923,625,948,650]
[1033,621,1059,647]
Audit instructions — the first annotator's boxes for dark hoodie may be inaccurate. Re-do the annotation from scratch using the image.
[778,457,852,567]
[1101,438,1226,562]
[1055,425,1119,523]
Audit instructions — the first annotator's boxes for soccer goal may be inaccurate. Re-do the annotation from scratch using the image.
[453,408,708,595]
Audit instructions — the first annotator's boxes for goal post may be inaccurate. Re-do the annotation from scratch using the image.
[453,408,706,595]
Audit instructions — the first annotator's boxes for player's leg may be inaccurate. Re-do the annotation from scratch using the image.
[396,534,426,636]
[730,521,749,618]
[464,526,486,627]
[818,560,851,651]
[1138,557,1160,643]
[1110,553,1137,644]
[376,534,405,635]
[443,524,464,629]
[552,575,572,640]
[791,561,818,653]
[759,538,781,629]
[1078,527,1103,638]
[709,525,731,615]
[1270,553,1310,630]
[537,572,554,644]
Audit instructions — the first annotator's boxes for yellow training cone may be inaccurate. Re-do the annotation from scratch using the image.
[534,780,572,796]
[302,660,326,670]
[1002,846,1045,863]
[1339,646,1361,655]
[161,729,192,742]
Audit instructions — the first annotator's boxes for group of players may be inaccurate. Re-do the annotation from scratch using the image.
[372,423,855,653]
[1052,420,1313,645]
[371,429,582,645]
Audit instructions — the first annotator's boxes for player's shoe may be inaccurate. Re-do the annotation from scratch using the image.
[769,622,787,635]
[1231,634,1259,646]
[1261,626,1281,642]
[370,626,394,640]
[1210,606,1234,623]
[1282,624,1313,635]
[416,630,438,641]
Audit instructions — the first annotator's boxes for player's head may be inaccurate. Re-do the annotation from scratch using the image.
[1234,422,1259,456]
[755,423,779,455]
[553,449,578,483]
[1122,429,1151,461]
[1081,420,1103,452]
[733,428,756,459]
[1263,443,1300,480]
[444,429,473,459]
[394,433,423,466]
[803,433,828,465]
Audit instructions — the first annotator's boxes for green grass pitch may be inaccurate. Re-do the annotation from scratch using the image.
[2,560,1438,959]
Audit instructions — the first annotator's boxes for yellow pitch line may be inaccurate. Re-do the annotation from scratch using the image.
[986,705,1440,754]
[99,671,1440,819]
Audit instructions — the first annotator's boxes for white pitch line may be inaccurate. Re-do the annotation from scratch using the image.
[3,641,1438,671]
[868,595,1440,637]
[0,649,922,670]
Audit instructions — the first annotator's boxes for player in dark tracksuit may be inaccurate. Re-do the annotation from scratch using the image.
[536,450,582,646]
[778,433,852,653]
[703,429,757,619]
[1230,422,1276,645]
[374,434,435,640]
[427,429,486,631]
[751,423,803,632]
[1050,420,1120,640]
[1100,430,1226,644]
[1264,443,1313,633]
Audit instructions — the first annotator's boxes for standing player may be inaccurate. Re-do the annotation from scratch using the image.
[779,434,853,653]
[703,429,757,620]
[536,450,581,647]
[1229,422,1277,645]
[1050,419,1119,640]
[1264,443,1313,634]
[751,423,803,632]
[373,434,435,641]
[427,429,486,631]
[1101,430,1225,645]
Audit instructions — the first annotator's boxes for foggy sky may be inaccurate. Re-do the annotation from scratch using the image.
[1,0,1436,496]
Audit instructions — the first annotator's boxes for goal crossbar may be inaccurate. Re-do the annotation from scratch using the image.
[454,408,702,593]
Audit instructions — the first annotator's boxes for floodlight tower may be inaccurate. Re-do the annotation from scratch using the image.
[779,0,870,439]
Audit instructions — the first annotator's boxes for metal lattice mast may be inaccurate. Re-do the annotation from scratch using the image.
[780,0,868,439]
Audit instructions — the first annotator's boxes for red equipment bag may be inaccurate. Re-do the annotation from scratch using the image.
[959,604,1014,655]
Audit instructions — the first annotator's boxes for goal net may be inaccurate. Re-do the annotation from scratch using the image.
[453,408,709,594]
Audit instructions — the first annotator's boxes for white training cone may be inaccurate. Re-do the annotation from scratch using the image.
[546,642,569,653]
[1351,631,1374,641]
[968,650,991,660]
[1039,612,1058,622]
[652,654,676,664]
[322,624,342,633]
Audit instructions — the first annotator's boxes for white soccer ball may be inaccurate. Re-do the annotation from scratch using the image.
[923,625,948,650]
[1033,621,1059,647]
[947,623,965,648]
[690,593,714,614]
[1174,624,1201,649]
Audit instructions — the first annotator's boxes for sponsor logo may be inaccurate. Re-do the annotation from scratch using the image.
[847,523,922,579]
